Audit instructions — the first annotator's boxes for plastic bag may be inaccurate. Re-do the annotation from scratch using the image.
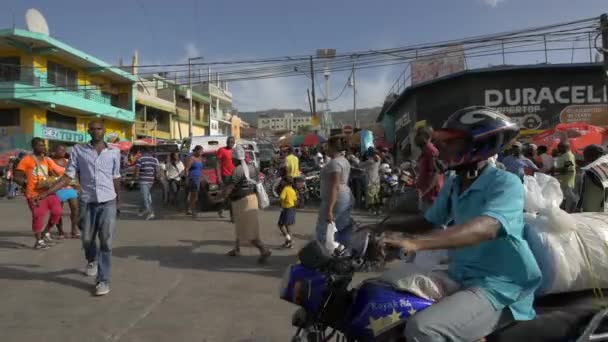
[255,183,270,209]
[324,221,342,252]
[524,173,563,212]
[525,212,608,295]
[524,173,575,234]
[378,263,460,301]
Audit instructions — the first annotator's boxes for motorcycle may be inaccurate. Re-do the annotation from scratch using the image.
[280,234,608,342]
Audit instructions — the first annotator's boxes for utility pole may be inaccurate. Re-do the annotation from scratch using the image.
[601,14,608,86]
[352,59,357,128]
[188,56,203,138]
[310,56,316,118]
[324,64,330,131]
[307,88,313,115]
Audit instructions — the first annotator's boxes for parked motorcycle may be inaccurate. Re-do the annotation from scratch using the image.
[280,233,608,342]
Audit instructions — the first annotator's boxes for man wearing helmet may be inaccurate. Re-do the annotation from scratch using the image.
[383,107,541,341]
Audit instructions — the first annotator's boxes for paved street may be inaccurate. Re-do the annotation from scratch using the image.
[0,191,380,342]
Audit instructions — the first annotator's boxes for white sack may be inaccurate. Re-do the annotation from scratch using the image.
[378,263,459,301]
[524,173,576,234]
[525,212,608,295]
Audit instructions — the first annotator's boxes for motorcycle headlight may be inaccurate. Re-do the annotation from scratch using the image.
[208,184,219,191]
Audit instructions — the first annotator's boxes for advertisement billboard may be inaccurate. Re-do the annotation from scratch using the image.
[389,64,607,149]
[411,45,466,85]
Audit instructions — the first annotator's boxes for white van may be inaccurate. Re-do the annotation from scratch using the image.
[181,135,228,153]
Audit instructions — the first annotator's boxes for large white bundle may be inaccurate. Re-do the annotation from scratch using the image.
[525,212,608,295]
[377,262,459,301]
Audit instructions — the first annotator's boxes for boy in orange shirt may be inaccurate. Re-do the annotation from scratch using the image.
[14,138,64,249]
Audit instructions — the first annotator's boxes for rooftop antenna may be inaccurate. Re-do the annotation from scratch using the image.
[25,8,50,35]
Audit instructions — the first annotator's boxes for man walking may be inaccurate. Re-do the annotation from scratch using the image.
[415,126,444,213]
[134,149,159,220]
[553,141,577,212]
[217,136,236,218]
[285,147,300,178]
[39,120,121,296]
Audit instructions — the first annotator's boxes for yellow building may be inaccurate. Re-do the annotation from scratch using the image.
[0,28,135,151]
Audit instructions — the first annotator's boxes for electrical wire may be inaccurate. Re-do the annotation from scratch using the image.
[0,17,601,93]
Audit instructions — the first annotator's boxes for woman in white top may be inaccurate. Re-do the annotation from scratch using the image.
[165,152,185,207]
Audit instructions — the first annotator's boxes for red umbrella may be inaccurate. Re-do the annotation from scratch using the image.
[302,133,327,147]
[109,141,133,153]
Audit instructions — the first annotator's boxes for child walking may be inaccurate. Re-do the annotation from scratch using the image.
[278,176,297,248]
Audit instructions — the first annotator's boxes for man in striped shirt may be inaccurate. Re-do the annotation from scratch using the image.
[134,149,159,220]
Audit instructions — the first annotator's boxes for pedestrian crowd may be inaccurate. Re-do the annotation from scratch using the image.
[4,117,608,299]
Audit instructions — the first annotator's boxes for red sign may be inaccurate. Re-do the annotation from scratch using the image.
[342,125,353,135]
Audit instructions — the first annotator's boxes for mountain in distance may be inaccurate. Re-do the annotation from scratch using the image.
[237,107,382,127]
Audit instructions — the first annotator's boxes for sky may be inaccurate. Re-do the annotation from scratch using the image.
[2,0,607,112]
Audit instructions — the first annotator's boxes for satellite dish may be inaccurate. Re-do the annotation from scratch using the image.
[25,8,49,35]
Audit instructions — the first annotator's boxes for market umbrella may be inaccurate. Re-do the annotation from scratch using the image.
[302,133,327,147]
[291,135,305,146]
[531,123,605,155]
[278,135,292,146]
[109,141,133,153]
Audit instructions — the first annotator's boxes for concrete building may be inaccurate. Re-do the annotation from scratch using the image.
[0,28,136,151]
[377,62,608,156]
[257,112,312,132]
[195,77,232,135]
[132,52,211,141]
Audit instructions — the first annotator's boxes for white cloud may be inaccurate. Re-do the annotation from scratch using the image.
[481,0,505,7]
[183,42,202,61]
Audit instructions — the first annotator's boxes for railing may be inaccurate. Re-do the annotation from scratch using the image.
[382,28,602,111]
[0,73,133,111]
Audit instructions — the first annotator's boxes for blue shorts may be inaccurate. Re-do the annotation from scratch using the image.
[56,188,78,202]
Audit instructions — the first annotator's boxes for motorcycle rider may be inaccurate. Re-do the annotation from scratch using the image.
[383,107,542,342]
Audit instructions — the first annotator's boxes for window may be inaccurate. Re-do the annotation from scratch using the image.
[47,61,77,90]
[0,108,20,126]
[46,111,77,130]
[0,57,20,82]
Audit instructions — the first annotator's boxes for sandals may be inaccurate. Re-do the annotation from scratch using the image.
[70,232,81,239]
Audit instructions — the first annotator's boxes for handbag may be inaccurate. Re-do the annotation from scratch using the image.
[243,164,270,209]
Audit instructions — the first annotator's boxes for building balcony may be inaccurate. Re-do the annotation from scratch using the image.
[0,73,135,122]
[194,83,232,103]
[133,120,171,140]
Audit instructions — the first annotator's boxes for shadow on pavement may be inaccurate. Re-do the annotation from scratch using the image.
[112,239,297,279]
[0,231,35,250]
[0,264,91,293]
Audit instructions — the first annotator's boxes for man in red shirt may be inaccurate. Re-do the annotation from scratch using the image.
[217,136,236,218]
[415,126,444,213]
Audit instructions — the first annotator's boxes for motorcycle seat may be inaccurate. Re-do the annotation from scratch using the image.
[487,289,608,342]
